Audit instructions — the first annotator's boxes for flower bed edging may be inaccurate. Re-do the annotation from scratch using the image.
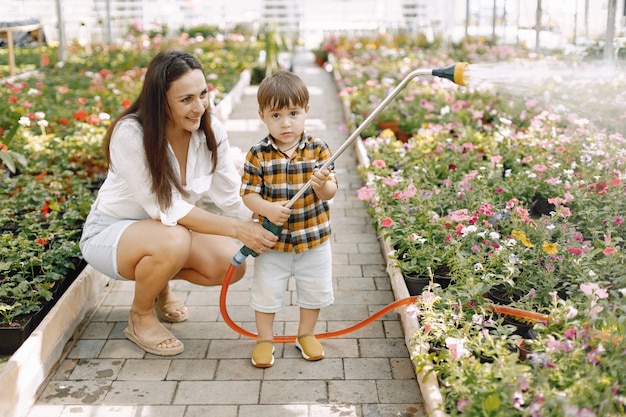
[338,59,447,415]
[0,265,111,417]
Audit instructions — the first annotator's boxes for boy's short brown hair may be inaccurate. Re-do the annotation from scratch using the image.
[257,70,309,111]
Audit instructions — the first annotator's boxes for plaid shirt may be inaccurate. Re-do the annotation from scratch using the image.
[241,132,337,253]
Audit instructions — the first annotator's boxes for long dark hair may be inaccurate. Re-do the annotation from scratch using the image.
[104,50,218,210]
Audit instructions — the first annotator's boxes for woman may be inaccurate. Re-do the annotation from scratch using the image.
[79,50,277,356]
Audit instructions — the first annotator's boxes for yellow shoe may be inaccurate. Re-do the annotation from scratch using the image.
[251,340,275,368]
[295,334,324,361]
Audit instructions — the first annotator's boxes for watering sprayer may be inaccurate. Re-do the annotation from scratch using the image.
[231,62,469,266]
[221,62,482,342]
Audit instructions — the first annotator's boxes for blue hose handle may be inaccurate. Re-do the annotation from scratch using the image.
[231,218,283,266]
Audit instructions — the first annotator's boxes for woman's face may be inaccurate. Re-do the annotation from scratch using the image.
[165,68,209,133]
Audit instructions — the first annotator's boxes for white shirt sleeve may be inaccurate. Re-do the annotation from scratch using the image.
[206,119,253,221]
[107,117,194,226]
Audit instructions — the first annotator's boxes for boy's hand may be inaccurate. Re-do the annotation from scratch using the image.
[310,168,331,189]
[264,201,291,226]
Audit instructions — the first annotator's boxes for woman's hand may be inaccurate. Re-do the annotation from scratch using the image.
[237,220,279,254]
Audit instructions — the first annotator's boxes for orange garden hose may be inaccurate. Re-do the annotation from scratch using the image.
[219,263,419,342]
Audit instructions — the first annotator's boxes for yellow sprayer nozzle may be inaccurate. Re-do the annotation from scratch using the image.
[432,62,469,86]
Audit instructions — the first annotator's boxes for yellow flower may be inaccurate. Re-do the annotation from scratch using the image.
[380,128,396,139]
[512,230,534,248]
[542,241,558,255]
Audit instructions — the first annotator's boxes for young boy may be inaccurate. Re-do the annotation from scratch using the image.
[240,70,338,368]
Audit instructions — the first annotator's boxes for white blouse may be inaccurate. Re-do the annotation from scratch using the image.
[94,115,252,225]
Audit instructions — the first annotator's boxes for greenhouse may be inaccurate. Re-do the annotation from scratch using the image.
[1,1,625,417]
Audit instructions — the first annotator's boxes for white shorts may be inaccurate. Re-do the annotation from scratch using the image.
[79,209,137,280]
[250,240,334,313]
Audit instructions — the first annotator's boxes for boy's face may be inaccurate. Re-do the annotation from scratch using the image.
[258,101,309,145]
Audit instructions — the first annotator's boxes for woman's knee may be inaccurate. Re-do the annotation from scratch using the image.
[159,226,192,258]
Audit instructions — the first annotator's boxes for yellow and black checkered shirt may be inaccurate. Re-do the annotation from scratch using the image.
[241,133,337,253]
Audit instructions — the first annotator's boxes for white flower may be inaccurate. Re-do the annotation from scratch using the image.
[18,117,31,127]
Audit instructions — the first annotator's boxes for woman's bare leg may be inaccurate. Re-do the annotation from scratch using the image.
[117,220,192,349]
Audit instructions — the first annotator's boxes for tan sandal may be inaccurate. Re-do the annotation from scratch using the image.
[252,340,275,368]
[124,316,184,356]
[155,293,188,323]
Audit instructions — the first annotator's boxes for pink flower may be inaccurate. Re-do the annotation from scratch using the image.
[533,164,548,172]
[381,177,398,187]
[603,247,618,256]
[356,186,376,201]
[380,217,393,227]
[372,159,386,168]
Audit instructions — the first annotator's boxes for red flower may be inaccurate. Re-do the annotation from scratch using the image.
[76,97,88,105]
[8,96,18,103]
[72,110,88,121]
[86,113,101,126]
[121,98,132,109]
[35,237,48,245]
[58,118,70,125]
[41,201,50,218]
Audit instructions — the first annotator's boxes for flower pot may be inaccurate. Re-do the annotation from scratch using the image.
[404,272,452,296]
[377,120,400,134]
[404,275,431,296]
[485,284,524,305]
[0,316,34,355]
[514,339,532,361]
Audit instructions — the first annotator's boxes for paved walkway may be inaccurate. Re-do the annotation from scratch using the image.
[25,50,427,417]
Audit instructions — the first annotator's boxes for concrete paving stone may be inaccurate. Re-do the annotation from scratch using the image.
[103,380,177,404]
[101,290,134,306]
[331,252,350,265]
[367,305,401,321]
[330,242,359,254]
[390,358,418,380]
[162,339,210,359]
[310,404,363,417]
[362,403,427,417]
[362,263,389,278]
[262,358,344,380]
[305,338,360,358]
[259,380,327,404]
[80,321,115,339]
[97,339,146,359]
[328,379,378,403]
[336,276,377,291]
[90,306,112,321]
[383,320,405,339]
[51,405,186,417]
[38,380,112,405]
[173,380,260,405]
[334,232,378,244]
[25,404,64,417]
[184,305,221,321]
[320,304,372,321]
[66,339,106,359]
[326,320,384,338]
[184,405,238,417]
[333,290,395,305]
[237,404,310,417]
[374,277,392,291]
[358,338,411,358]
[207,339,269,360]
[216,304,257,322]
[344,358,393,380]
[117,358,171,380]
[214,358,265,380]
[358,242,385,254]
[376,380,424,404]
[107,321,128,339]
[68,359,125,380]
[171,321,241,339]
[349,252,385,266]
[52,359,78,380]
[166,358,218,380]
[332,264,365,278]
